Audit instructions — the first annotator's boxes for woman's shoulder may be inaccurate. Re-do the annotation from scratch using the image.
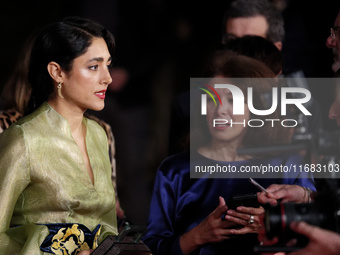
[157,151,190,176]
[10,104,55,132]
[0,116,26,155]
[85,115,107,131]
[0,109,32,140]
[161,151,190,166]
[0,105,52,148]
[84,114,113,142]
[84,116,112,150]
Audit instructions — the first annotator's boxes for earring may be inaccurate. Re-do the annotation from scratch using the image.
[57,82,64,99]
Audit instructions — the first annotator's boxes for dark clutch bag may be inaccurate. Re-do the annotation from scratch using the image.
[91,224,152,255]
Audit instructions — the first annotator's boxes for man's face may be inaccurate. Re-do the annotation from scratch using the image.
[326,12,340,72]
[225,15,268,39]
[224,15,282,50]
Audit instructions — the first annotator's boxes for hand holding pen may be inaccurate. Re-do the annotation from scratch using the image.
[248,178,280,205]
[256,183,311,205]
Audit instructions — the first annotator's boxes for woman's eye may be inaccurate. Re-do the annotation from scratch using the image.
[89,65,98,70]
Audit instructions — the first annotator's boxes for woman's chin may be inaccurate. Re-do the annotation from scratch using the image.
[88,103,105,112]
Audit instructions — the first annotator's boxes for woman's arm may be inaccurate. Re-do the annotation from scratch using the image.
[143,168,237,255]
[0,126,30,253]
[142,168,181,254]
[179,197,237,254]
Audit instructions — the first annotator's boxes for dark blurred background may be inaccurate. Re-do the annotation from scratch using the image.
[0,0,339,225]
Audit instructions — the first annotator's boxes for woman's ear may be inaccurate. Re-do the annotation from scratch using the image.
[47,61,63,84]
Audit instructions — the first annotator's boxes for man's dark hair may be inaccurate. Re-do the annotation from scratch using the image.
[222,0,284,43]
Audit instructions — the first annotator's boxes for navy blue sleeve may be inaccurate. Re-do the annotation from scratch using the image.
[142,164,183,255]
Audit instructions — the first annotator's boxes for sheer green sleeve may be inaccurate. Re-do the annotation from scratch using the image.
[0,125,31,253]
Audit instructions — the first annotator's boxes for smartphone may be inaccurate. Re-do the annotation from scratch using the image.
[228,193,260,210]
[221,193,260,222]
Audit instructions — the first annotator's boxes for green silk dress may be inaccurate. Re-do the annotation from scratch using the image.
[0,102,118,254]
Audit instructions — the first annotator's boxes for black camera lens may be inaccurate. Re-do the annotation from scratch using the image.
[260,180,340,252]
[264,202,326,241]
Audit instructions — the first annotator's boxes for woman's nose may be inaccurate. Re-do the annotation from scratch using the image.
[329,101,339,120]
[326,35,336,48]
[216,101,231,116]
[102,68,113,85]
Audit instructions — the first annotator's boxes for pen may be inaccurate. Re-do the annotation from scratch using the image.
[249,178,268,194]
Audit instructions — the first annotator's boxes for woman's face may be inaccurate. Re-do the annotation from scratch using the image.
[206,87,250,145]
[61,37,112,112]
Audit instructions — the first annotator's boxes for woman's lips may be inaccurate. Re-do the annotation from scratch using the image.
[95,90,106,99]
[214,123,230,130]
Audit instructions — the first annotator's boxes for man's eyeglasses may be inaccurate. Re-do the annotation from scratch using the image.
[330,27,340,39]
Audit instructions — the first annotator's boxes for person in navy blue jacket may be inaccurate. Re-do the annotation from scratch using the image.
[143,51,315,255]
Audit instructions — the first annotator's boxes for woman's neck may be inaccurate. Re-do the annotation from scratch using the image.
[198,140,252,162]
[48,98,85,134]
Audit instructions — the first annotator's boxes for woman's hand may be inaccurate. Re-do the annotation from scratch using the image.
[179,196,237,255]
[78,250,93,255]
[257,184,308,205]
[225,206,265,234]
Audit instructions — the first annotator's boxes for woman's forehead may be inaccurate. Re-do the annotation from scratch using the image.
[215,88,233,95]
